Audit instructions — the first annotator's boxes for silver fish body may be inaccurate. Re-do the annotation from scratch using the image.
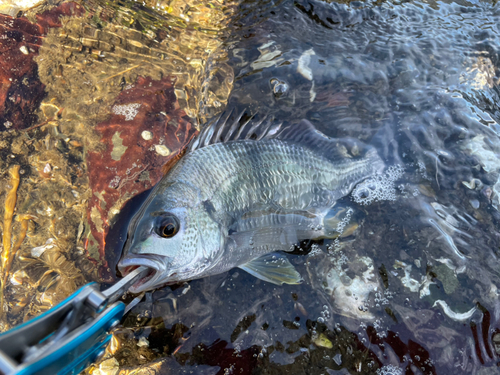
[119,117,384,292]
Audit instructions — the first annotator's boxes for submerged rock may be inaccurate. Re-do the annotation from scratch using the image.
[320,252,380,321]
[86,76,197,281]
[0,2,83,131]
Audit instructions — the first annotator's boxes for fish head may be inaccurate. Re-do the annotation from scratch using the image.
[118,182,223,293]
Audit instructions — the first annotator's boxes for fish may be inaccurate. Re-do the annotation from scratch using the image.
[118,111,385,293]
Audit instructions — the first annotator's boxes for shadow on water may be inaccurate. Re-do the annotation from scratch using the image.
[104,188,152,282]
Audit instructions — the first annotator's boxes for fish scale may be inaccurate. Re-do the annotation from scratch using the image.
[175,140,362,215]
[119,117,385,291]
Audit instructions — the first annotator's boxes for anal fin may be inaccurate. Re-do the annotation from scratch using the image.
[239,253,302,285]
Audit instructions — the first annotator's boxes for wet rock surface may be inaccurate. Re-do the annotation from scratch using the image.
[0,2,83,131]
[86,76,197,280]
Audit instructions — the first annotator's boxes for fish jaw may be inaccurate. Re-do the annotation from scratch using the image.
[118,254,170,293]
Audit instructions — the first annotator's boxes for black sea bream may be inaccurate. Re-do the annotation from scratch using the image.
[119,114,384,292]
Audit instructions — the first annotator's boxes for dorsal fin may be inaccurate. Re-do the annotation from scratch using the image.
[188,109,284,152]
[275,119,381,164]
[189,111,382,169]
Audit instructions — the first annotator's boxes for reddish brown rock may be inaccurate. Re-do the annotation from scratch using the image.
[35,2,84,30]
[0,2,84,131]
[86,76,197,281]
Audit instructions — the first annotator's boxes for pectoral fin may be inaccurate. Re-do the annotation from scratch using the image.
[239,253,302,285]
[319,205,359,239]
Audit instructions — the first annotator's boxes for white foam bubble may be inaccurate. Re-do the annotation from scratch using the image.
[352,165,405,205]
[376,365,403,375]
[112,103,141,121]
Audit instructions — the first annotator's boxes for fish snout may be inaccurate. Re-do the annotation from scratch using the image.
[118,254,168,293]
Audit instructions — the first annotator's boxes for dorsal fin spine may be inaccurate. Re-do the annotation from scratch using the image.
[189,111,384,175]
[189,109,281,152]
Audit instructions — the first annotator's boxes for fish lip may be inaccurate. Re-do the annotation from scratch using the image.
[118,255,167,293]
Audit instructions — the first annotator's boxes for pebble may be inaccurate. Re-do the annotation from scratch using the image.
[141,130,153,140]
[154,144,171,156]
[469,199,480,209]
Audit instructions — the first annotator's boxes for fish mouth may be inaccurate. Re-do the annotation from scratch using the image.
[118,255,167,293]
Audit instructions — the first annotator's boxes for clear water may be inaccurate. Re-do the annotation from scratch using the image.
[1,0,500,374]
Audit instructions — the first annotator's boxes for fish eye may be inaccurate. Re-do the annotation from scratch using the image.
[155,215,180,238]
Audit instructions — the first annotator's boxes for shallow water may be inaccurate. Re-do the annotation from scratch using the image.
[1,0,500,374]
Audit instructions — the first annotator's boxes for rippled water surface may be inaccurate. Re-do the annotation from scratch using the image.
[1,0,500,374]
